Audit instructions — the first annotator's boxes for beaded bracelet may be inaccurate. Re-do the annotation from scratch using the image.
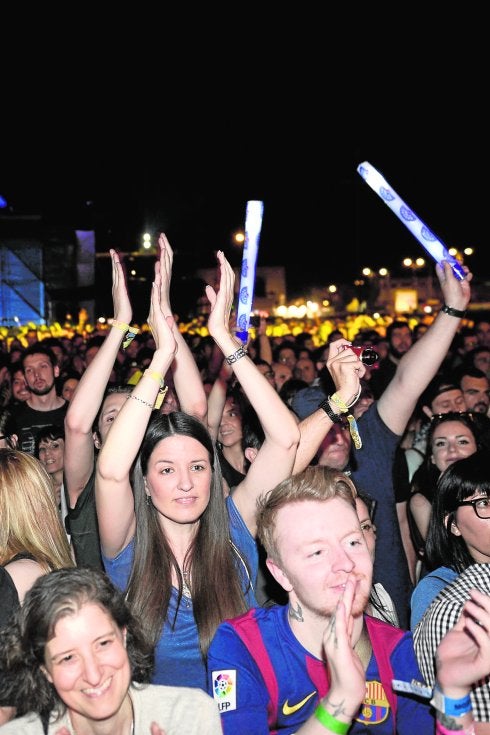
[314,704,350,734]
[127,394,154,409]
[225,346,247,365]
[108,319,140,349]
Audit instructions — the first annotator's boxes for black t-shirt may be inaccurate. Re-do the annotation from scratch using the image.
[10,401,67,455]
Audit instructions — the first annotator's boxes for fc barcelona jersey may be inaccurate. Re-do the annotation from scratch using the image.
[207,605,434,734]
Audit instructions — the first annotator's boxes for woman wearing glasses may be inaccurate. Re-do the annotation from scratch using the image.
[408,411,480,582]
[410,449,490,628]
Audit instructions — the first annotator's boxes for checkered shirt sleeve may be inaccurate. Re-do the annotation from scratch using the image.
[413,564,490,722]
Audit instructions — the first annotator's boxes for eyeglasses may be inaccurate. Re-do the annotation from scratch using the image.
[430,411,474,423]
[457,497,490,519]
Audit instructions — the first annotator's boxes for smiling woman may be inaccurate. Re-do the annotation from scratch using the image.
[0,567,222,734]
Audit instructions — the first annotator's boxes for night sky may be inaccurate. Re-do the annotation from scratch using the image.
[3,50,489,304]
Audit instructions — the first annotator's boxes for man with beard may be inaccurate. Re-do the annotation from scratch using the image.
[10,343,67,455]
[207,466,434,734]
[369,320,413,399]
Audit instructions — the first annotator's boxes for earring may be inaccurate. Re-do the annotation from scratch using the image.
[146,495,150,507]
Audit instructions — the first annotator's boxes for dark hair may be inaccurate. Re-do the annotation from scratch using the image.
[452,364,489,385]
[35,424,65,457]
[21,342,57,370]
[386,320,412,342]
[92,384,133,435]
[425,451,490,572]
[128,411,250,660]
[0,567,153,720]
[0,407,16,447]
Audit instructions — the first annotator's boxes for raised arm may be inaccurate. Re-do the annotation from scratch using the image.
[292,339,364,473]
[205,251,300,536]
[378,261,472,435]
[64,249,132,507]
[95,270,177,557]
[157,233,208,422]
[206,358,234,442]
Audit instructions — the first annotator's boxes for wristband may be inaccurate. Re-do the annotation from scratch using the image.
[319,398,343,424]
[436,722,475,735]
[441,304,466,319]
[314,704,350,734]
[225,346,247,365]
[109,319,140,349]
[430,686,472,717]
[329,393,362,450]
[144,370,169,410]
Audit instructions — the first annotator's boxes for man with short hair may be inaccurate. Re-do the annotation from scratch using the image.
[207,465,434,734]
[10,343,67,455]
[454,365,490,415]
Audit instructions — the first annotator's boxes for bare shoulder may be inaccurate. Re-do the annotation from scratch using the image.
[4,558,45,604]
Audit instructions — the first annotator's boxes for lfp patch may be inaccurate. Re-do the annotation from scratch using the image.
[212,669,237,712]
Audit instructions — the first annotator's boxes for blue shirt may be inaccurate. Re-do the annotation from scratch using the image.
[410,566,457,629]
[103,495,258,691]
[207,605,434,734]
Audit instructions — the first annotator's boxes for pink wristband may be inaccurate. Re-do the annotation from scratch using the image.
[436,721,475,735]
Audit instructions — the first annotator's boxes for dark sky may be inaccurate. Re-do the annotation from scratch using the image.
[3,45,489,302]
[3,134,488,297]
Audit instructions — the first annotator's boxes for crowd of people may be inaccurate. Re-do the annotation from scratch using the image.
[1,233,490,733]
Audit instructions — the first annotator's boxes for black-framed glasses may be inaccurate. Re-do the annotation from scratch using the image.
[457,497,490,519]
[430,411,474,423]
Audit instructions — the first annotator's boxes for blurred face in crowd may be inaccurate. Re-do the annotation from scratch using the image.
[430,419,478,473]
[355,496,376,560]
[473,349,490,377]
[317,422,351,470]
[476,321,490,348]
[389,326,412,359]
[96,392,130,447]
[294,358,316,385]
[460,375,490,414]
[428,388,466,417]
[12,368,30,402]
[277,347,297,369]
[62,377,80,403]
[218,397,243,449]
[23,353,59,396]
[255,363,275,387]
[272,363,293,392]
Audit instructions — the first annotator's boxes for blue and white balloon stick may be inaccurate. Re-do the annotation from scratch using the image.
[235,200,264,343]
[357,161,465,281]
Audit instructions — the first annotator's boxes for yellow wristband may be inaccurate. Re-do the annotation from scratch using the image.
[330,392,362,450]
[108,319,140,349]
[144,370,168,410]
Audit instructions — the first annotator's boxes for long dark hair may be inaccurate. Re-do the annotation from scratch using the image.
[127,411,249,660]
[0,567,153,722]
[425,450,490,572]
[408,411,480,562]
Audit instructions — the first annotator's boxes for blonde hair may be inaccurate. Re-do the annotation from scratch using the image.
[256,465,358,562]
[0,449,74,571]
